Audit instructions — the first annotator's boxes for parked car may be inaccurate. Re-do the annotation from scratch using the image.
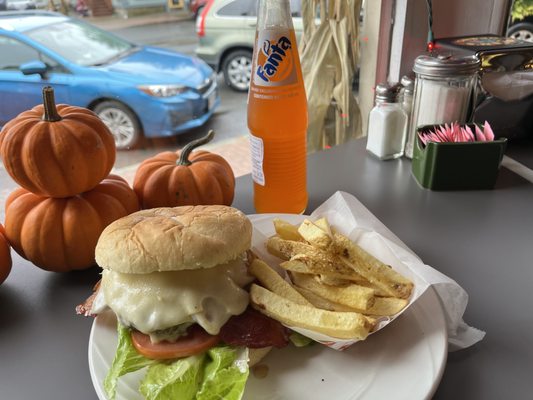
[0,11,219,149]
[507,16,533,42]
[188,0,208,17]
[196,0,303,91]
[507,0,533,42]
[6,0,37,10]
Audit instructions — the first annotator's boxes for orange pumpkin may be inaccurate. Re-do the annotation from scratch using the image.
[4,175,139,272]
[0,224,12,284]
[133,130,235,209]
[0,86,116,198]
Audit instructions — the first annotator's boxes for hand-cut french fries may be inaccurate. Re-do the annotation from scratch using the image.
[296,286,408,316]
[273,218,303,241]
[250,216,414,343]
[365,297,409,316]
[290,272,375,311]
[280,256,368,284]
[316,274,354,286]
[267,236,335,266]
[250,284,374,340]
[295,286,359,312]
[280,252,394,297]
[297,219,332,249]
[333,232,413,299]
[313,217,332,236]
[249,259,312,306]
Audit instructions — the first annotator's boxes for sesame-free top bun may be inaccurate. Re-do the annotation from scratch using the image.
[95,205,252,274]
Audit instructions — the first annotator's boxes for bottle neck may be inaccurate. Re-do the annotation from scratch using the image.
[257,0,293,30]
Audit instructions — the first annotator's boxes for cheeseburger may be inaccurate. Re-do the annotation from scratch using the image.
[78,205,288,400]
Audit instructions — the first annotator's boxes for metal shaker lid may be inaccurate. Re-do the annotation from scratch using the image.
[400,75,415,94]
[375,82,402,103]
[413,53,480,77]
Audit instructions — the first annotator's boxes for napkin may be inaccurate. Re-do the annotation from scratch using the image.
[310,191,485,351]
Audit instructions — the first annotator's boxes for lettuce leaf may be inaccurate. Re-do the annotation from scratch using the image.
[139,355,204,400]
[289,331,314,348]
[196,347,250,400]
[104,324,250,400]
[104,323,156,400]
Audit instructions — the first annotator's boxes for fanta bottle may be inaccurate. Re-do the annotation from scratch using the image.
[247,0,308,214]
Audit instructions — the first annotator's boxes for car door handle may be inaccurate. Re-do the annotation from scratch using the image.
[248,22,257,27]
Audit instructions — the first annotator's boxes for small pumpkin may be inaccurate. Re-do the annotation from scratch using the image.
[133,130,235,209]
[4,174,139,272]
[0,86,116,198]
[0,223,12,284]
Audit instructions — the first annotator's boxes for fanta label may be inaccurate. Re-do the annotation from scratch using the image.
[252,29,297,87]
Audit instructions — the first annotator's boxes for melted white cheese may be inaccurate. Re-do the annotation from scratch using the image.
[100,257,253,335]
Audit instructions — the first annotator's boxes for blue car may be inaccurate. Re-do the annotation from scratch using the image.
[0,11,220,149]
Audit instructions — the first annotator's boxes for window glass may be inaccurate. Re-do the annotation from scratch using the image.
[42,54,69,74]
[217,0,255,17]
[0,36,40,70]
[27,20,134,66]
[0,36,69,73]
[290,0,301,17]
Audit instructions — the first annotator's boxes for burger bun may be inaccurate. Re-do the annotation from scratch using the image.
[95,205,252,274]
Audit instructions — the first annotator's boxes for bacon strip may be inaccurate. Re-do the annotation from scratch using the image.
[76,280,101,317]
[220,307,289,349]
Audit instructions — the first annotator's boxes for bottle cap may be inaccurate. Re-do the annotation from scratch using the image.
[413,53,480,77]
[375,82,402,103]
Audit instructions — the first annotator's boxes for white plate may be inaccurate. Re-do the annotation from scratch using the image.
[88,214,448,400]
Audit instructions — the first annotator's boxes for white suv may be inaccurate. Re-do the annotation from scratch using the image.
[195,0,303,91]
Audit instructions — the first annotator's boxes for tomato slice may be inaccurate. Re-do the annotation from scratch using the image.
[131,324,220,360]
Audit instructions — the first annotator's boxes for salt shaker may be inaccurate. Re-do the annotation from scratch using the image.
[405,53,480,158]
[366,83,408,160]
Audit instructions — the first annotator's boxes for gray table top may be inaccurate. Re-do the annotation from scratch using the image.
[506,138,533,169]
[1,138,532,399]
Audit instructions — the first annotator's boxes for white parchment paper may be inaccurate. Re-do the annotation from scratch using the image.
[251,191,485,352]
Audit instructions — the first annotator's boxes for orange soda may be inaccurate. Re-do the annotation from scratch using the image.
[247,0,308,214]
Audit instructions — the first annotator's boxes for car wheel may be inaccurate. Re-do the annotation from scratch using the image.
[94,101,142,150]
[222,50,253,92]
[508,22,533,42]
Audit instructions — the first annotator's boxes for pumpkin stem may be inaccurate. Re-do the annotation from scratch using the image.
[177,130,215,166]
[41,86,62,122]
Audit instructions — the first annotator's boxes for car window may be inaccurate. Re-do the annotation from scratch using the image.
[41,53,69,74]
[26,20,134,66]
[0,36,70,73]
[217,0,256,17]
[0,36,40,70]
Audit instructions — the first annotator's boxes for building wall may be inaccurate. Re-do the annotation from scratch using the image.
[111,0,166,10]
[359,0,512,135]
[389,0,512,82]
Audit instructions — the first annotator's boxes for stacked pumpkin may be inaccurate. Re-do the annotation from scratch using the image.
[0,87,139,272]
[0,224,12,284]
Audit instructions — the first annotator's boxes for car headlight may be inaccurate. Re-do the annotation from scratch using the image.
[138,85,189,97]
